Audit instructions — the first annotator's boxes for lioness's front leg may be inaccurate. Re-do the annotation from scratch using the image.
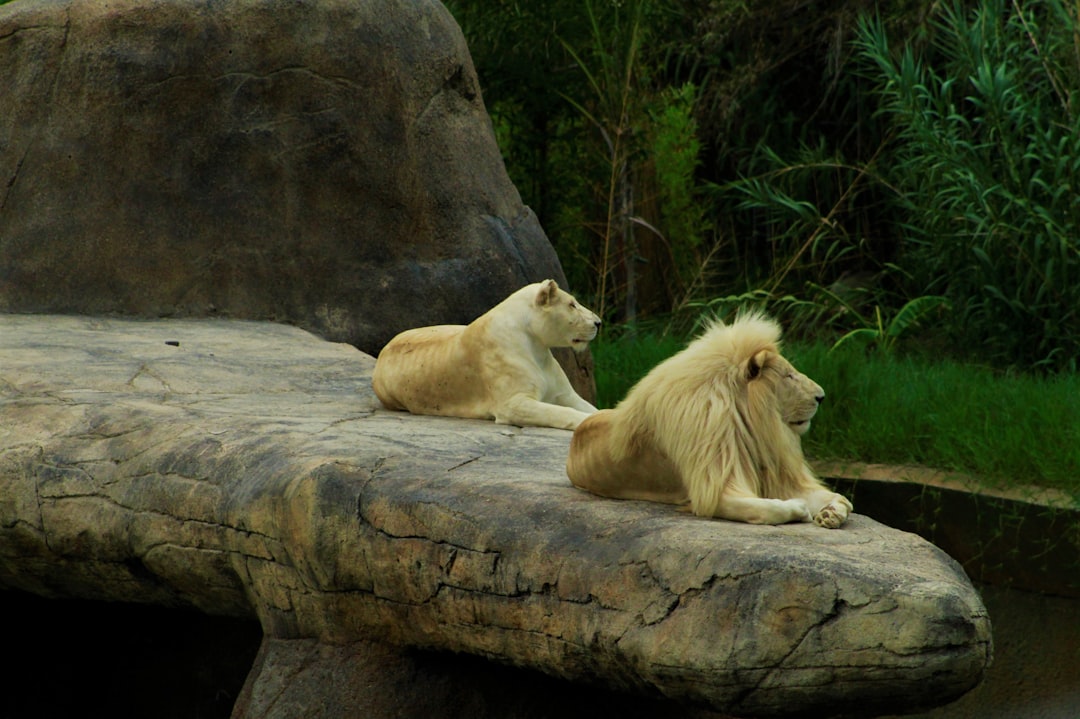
[496,394,593,430]
[543,358,598,415]
[552,390,597,415]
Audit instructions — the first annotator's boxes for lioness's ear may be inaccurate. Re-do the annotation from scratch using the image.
[535,279,559,306]
[747,349,771,380]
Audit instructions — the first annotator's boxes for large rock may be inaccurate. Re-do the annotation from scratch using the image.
[0,0,591,397]
[0,314,992,718]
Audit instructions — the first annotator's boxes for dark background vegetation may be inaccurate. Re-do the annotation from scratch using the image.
[446,0,1079,373]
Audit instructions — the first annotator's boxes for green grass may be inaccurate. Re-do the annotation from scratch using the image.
[591,330,1080,503]
[591,328,689,410]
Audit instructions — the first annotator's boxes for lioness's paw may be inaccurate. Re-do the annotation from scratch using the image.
[813,495,853,529]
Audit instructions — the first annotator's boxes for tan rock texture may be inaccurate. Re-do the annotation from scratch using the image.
[0,0,592,398]
[0,315,992,718]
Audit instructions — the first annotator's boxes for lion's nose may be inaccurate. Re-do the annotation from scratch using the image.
[594,319,602,329]
[815,394,825,405]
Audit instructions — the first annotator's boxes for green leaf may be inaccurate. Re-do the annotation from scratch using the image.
[886,295,951,340]
[830,327,881,354]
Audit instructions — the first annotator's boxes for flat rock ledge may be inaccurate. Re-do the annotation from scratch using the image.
[0,315,991,718]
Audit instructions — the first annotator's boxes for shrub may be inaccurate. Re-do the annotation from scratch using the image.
[856,0,1080,371]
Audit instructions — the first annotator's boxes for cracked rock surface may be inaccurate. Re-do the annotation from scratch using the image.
[0,315,991,718]
[0,0,592,399]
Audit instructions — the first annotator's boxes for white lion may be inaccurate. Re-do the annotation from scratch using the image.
[372,279,601,430]
[566,311,852,527]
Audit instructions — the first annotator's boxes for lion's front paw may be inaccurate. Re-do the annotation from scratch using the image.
[813,495,853,529]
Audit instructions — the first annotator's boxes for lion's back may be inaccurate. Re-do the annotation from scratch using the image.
[372,325,488,416]
[567,409,686,503]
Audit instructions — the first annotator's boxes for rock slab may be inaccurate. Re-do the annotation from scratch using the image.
[0,315,992,718]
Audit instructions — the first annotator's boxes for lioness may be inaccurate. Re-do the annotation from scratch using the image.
[373,280,601,430]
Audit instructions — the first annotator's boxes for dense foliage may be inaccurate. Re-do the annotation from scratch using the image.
[447,0,1080,373]
[857,2,1080,371]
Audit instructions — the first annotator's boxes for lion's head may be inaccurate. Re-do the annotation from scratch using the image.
[525,279,601,351]
[747,346,824,436]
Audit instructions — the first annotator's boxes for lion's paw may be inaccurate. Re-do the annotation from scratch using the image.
[813,495,853,529]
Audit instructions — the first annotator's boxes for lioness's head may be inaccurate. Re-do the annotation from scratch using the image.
[746,348,824,436]
[529,279,601,351]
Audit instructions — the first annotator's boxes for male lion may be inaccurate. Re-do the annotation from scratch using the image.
[566,311,852,528]
[372,279,601,430]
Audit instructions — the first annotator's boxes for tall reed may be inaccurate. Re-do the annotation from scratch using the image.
[856,0,1080,371]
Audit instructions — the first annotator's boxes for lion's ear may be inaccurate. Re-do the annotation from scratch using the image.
[535,279,559,306]
[747,350,771,380]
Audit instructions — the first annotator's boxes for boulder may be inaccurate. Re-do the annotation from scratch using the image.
[0,314,992,718]
[0,0,592,398]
